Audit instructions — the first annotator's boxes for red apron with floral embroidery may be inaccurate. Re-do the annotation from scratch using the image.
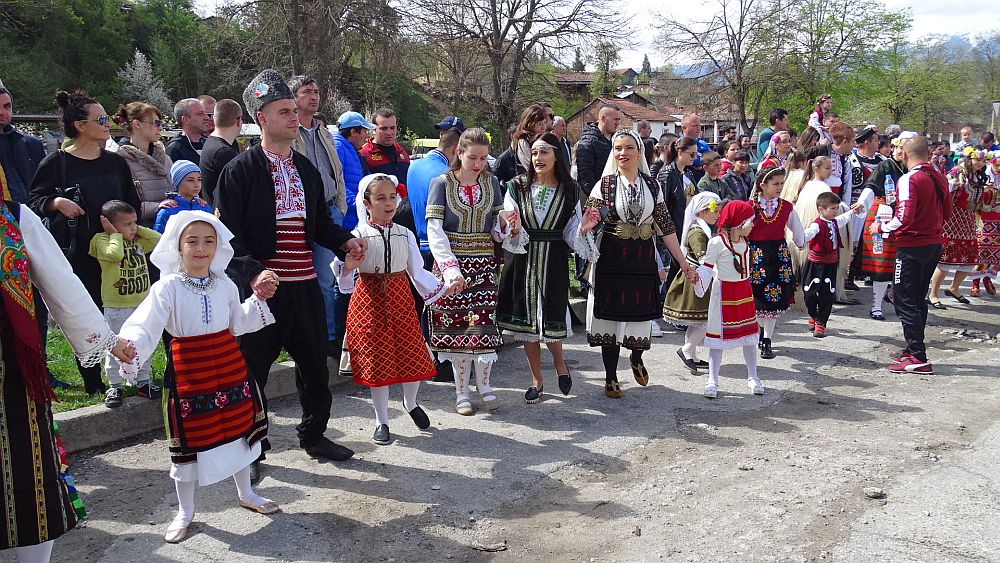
[166,329,266,464]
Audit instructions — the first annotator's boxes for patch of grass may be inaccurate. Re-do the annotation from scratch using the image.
[46,329,292,413]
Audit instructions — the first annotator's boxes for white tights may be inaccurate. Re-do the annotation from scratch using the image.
[448,356,495,402]
[681,325,707,361]
[872,281,891,313]
[170,465,264,527]
[370,382,421,425]
[14,541,53,563]
[706,346,760,387]
[757,316,777,340]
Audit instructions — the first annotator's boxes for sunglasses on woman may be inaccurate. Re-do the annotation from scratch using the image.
[141,119,163,128]
[82,115,110,126]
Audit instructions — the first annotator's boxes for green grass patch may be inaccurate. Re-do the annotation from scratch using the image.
[46,328,291,413]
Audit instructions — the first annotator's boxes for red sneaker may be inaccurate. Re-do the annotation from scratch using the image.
[813,322,826,338]
[807,318,816,332]
[888,353,933,374]
[890,350,910,363]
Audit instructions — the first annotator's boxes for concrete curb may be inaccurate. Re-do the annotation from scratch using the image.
[54,359,354,453]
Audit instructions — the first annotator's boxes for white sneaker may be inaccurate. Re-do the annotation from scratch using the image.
[650,320,663,337]
[703,384,718,398]
[747,378,764,395]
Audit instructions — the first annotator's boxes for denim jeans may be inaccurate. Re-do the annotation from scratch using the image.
[313,205,346,341]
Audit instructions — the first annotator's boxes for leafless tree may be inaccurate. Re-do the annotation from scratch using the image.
[408,0,628,129]
[657,0,784,134]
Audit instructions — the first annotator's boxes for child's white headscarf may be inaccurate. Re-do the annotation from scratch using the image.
[680,191,721,255]
[150,210,235,277]
[601,128,650,178]
[355,173,401,224]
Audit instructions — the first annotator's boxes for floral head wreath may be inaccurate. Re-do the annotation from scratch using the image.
[963,146,989,160]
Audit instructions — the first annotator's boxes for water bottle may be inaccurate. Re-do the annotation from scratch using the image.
[884,174,896,205]
[872,204,892,255]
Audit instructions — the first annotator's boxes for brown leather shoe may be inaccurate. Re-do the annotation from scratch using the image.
[604,381,624,398]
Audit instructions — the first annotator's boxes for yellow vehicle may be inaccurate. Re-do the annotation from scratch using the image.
[410,138,439,160]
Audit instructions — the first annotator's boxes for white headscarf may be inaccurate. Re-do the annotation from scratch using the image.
[355,173,401,225]
[680,191,721,255]
[601,128,650,178]
[150,210,235,277]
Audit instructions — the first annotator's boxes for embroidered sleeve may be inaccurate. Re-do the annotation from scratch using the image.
[405,230,447,304]
[652,201,676,236]
[426,177,446,221]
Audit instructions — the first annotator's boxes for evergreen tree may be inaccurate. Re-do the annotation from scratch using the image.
[572,48,586,72]
[118,50,172,115]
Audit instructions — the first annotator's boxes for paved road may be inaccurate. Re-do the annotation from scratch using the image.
[3,291,998,562]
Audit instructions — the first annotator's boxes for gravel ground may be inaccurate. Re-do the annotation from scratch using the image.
[4,289,998,562]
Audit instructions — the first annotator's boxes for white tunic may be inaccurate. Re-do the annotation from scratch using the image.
[17,204,115,364]
[334,223,446,303]
[118,274,275,485]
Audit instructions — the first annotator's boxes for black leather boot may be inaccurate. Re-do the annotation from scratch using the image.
[760,338,775,359]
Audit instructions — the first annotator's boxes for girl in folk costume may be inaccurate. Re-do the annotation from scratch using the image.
[335,174,448,444]
[692,200,763,398]
[808,94,834,144]
[497,133,599,404]
[756,131,792,172]
[426,128,509,416]
[584,129,696,398]
[0,193,132,562]
[748,166,805,359]
[852,135,909,319]
[970,152,1000,297]
[928,147,988,307]
[118,211,278,544]
[663,191,722,374]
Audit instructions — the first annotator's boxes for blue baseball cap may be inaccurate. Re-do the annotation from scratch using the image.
[337,111,375,130]
[434,116,466,133]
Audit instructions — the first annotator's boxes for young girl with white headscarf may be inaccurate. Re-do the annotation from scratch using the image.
[118,210,279,544]
[663,191,722,373]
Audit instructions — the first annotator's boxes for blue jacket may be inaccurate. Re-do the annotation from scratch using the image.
[334,132,368,229]
[405,149,450,251]
[0,125,45,204]
[153,193,213,233]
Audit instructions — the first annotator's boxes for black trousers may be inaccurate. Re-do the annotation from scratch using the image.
[240,280,332,448]
[893,244,942,362]
[803,261,838,325]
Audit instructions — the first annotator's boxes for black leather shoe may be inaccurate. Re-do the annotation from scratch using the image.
[408,406,431,430]
[249,461,261,485]
[372,424,390,445]
[304,437,354,461]
[843,280,860,291]
[524,385,543,404]
[760,338,775,359]
[676,348,699,374]
[557,373,572,395]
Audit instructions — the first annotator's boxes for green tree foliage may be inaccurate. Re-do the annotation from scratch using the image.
[589,41,620,98]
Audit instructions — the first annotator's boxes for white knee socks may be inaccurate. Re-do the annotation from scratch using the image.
[706,348,723,387]
[402,381,420,412]
[742,345,760,384]
[474,360,495,397]
[758,317,777,339]
[872,281,890,313]
[14,540,54,563]
[173,479,196,527]
[233,465,267,505]
[451,357,472,402]
[371,385,391,425]
[682,325,707,360]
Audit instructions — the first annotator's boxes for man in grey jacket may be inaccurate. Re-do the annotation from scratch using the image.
[289,75,349,358]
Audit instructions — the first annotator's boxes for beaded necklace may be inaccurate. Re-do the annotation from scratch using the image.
[180,271,216,324]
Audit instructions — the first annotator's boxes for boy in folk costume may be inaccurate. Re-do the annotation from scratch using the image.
[801,192,860,337]
[334,174,448,445]
[747,166,805,359]
[118,211,279,544]
[808,95,834,144]
[663,191,722,374]
[693,200,763,398]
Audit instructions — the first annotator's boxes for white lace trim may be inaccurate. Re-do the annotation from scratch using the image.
[78,330,118,368]
[502,228,529,254]
[575,231,600,262]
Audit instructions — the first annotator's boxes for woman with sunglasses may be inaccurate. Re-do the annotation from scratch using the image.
[28,90,141,396]
[114,102,177,228]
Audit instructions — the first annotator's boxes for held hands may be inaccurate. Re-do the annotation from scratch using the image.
[100,215,118,234]
[499,210,520,236]
[341,237,368,260]
[658,268,667,283]
[342,252,363,273]
[849,203,864,215]
[445,276,467,296]
[681,264,698,284]
[580,207,600,233]
[251,270,280,300]
[111,337,136,363]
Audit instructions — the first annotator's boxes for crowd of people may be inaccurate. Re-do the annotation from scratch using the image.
[0,72,997,561]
